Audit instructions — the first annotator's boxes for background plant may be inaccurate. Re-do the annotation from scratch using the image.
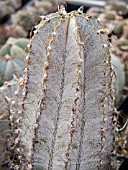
[0,37,29,86]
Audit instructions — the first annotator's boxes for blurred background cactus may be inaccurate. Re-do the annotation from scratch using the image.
[11,0,58,33]
[0,0,60,47]
[0,37,29,86]
[0,0,22,22]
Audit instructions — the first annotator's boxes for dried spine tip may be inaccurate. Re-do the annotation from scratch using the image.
[28,164,32,169]
[14,91,18,95]
[44,61,49,68]
[85,16,90,21]
[43,72,47,78]
[24,68,28,73]
[58,5,67,15]
[47,46,52,51]
[10,115,14,121]
[51,32,56,36]
[102,137,106,142]
[78,6,84,14]
[97,18,101,22]
[33,30,38,34]
[11,100,15,105]
[22,91,26,96]
[97,29,109,34]
[34,25,39,29]
[27,44,31,48]
[26,55,29,60]
[103,44,108,48]
[40,16,46,20]
[79,58,83,62]
[34,124,38,128]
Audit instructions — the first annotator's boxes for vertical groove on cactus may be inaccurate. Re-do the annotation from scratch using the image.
[15,9,117,170]
[64,17,83,169]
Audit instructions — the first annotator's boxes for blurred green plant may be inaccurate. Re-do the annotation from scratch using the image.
[0,37,29,86]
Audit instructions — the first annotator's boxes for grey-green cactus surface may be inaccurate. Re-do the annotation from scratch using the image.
[1,7,118,170]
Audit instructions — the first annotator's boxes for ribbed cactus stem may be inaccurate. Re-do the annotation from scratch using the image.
[0,78,23,169]
[15,8,117,170]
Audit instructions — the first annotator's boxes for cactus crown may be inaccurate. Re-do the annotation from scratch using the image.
[1,7,118,170]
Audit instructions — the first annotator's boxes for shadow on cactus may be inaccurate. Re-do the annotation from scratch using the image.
[0,37,29,86]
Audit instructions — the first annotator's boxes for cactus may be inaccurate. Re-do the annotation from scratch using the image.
[111,53,125,105]
[0,37,29,86]
[0,77,23,169]
[5,8,118,170]
[0,8,119,169]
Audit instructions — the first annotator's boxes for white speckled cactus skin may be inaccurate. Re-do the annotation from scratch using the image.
[1,7,118,170]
